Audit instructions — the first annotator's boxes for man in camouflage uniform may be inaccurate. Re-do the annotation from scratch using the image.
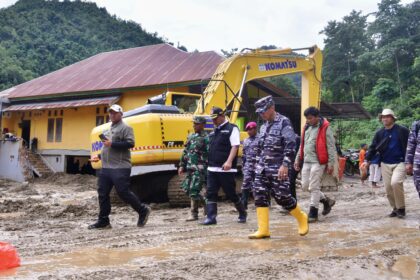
[405,120,420,198]
[178,116,209,221]
[249,96,309,239]
[241,121,259,209]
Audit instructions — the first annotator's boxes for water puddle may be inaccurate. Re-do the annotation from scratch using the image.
[391,255,418,279]
[0,212,25,219]
[6,224,420,278]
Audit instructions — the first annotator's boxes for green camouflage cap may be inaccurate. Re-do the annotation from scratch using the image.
[193,116,207,124]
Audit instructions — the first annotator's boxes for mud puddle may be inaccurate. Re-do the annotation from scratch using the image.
[9,224,420,279]
[1,175,419,279]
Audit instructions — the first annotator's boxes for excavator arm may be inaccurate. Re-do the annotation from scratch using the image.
[195,46,322,130]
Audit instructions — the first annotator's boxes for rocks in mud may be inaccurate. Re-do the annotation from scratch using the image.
[0,199,28,213]
[39,173,97,192]
[10,184,39,195]
[51,204,92,218]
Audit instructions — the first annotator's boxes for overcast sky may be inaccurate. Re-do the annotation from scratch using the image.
[0,0,414,53]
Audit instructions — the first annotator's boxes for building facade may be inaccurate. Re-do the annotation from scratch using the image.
[0,44,223,172]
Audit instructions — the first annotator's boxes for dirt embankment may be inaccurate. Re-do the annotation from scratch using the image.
[0,174,419,279]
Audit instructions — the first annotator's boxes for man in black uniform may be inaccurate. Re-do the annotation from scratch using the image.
[201,107,247,225]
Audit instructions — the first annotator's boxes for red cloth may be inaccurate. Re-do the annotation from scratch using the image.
[300,118,330,165]
[0,242,20,270]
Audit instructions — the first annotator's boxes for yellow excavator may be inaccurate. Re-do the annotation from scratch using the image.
[90,46,323,206]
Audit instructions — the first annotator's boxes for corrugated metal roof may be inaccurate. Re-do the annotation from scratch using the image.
[321,102,372,119]
[4,44,224,100]
[4,96,119,111]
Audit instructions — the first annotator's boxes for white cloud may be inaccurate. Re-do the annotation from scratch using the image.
[0,0,414,52]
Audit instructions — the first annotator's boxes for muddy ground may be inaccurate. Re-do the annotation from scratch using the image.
[0,173,419,280]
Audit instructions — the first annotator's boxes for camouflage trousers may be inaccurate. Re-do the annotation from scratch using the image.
[253,170,297,210]
[414,164,420,199]
[241,170,255,191]
[182,170,205,200]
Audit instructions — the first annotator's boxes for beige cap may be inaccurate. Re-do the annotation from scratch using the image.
[378,108,397,120]
[108,104,123,114]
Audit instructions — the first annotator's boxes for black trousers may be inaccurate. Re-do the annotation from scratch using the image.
[97,168,144,222]
[206,171,240,204]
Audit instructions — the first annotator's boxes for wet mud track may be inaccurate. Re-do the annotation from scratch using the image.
[0,174,419,279]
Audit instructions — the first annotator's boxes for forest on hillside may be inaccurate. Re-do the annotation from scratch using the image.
[0,0,165,91]
[322,0,419,148]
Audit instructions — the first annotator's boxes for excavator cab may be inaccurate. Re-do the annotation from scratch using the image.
[147,91,201,114]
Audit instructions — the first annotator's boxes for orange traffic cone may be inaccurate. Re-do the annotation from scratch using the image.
[0,242,20,270]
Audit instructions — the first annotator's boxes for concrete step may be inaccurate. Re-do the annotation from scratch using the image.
[26,150,54,175]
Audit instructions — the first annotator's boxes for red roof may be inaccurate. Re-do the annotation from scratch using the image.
[4,96,119,111]
[4,44,224,100]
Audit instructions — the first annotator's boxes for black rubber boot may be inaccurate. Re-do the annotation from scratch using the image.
[88,219,111,230]
[308,206,318,223]
[320,196,336,216]
[137,205,151,227]
[389,208,398,217]
[241,189,250,210]
[396,208,406,219]
[201,202,217,225]
[234,201,247,223]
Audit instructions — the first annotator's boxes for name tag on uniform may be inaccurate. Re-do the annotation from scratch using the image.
[270,129,280,136]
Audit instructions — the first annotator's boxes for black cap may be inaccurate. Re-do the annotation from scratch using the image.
[210,106,224,119]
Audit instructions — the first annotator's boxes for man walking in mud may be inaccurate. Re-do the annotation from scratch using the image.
[178,116,209,221]
[249,96,308,239]
[362,109,409,218]
[405,120,420,199]
[241,121,259,209]
[201,107,247,225]
[294,106,336,223]
[89,104,151,229]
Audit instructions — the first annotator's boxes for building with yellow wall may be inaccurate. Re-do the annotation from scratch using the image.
[0,44,223,172]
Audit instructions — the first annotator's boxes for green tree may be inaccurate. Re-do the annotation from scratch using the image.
[321,0,419,149]
[321,10,373,103]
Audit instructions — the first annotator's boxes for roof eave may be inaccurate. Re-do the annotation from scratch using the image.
[7,79,210,103]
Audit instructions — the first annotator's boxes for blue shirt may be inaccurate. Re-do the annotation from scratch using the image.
[381,126,405,164]
[371,154,381,165]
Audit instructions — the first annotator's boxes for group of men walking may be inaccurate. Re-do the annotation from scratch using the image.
[88,97,419,236]
[177,95,339,238]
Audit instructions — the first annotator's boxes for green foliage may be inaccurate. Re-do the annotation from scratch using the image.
[361,94,383,116]
[0,0,165,91]
[371,78,399,100]
[322,0,419,149]
[332,119,382,149]
[265,75,299,97]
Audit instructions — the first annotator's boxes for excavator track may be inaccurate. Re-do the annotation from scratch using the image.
[167,174,190,208]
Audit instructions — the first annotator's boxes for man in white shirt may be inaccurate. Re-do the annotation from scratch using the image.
[201,107,247,225]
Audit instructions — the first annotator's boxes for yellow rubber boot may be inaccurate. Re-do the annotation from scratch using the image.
[290,205,309,236]
[248,207,270,239]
